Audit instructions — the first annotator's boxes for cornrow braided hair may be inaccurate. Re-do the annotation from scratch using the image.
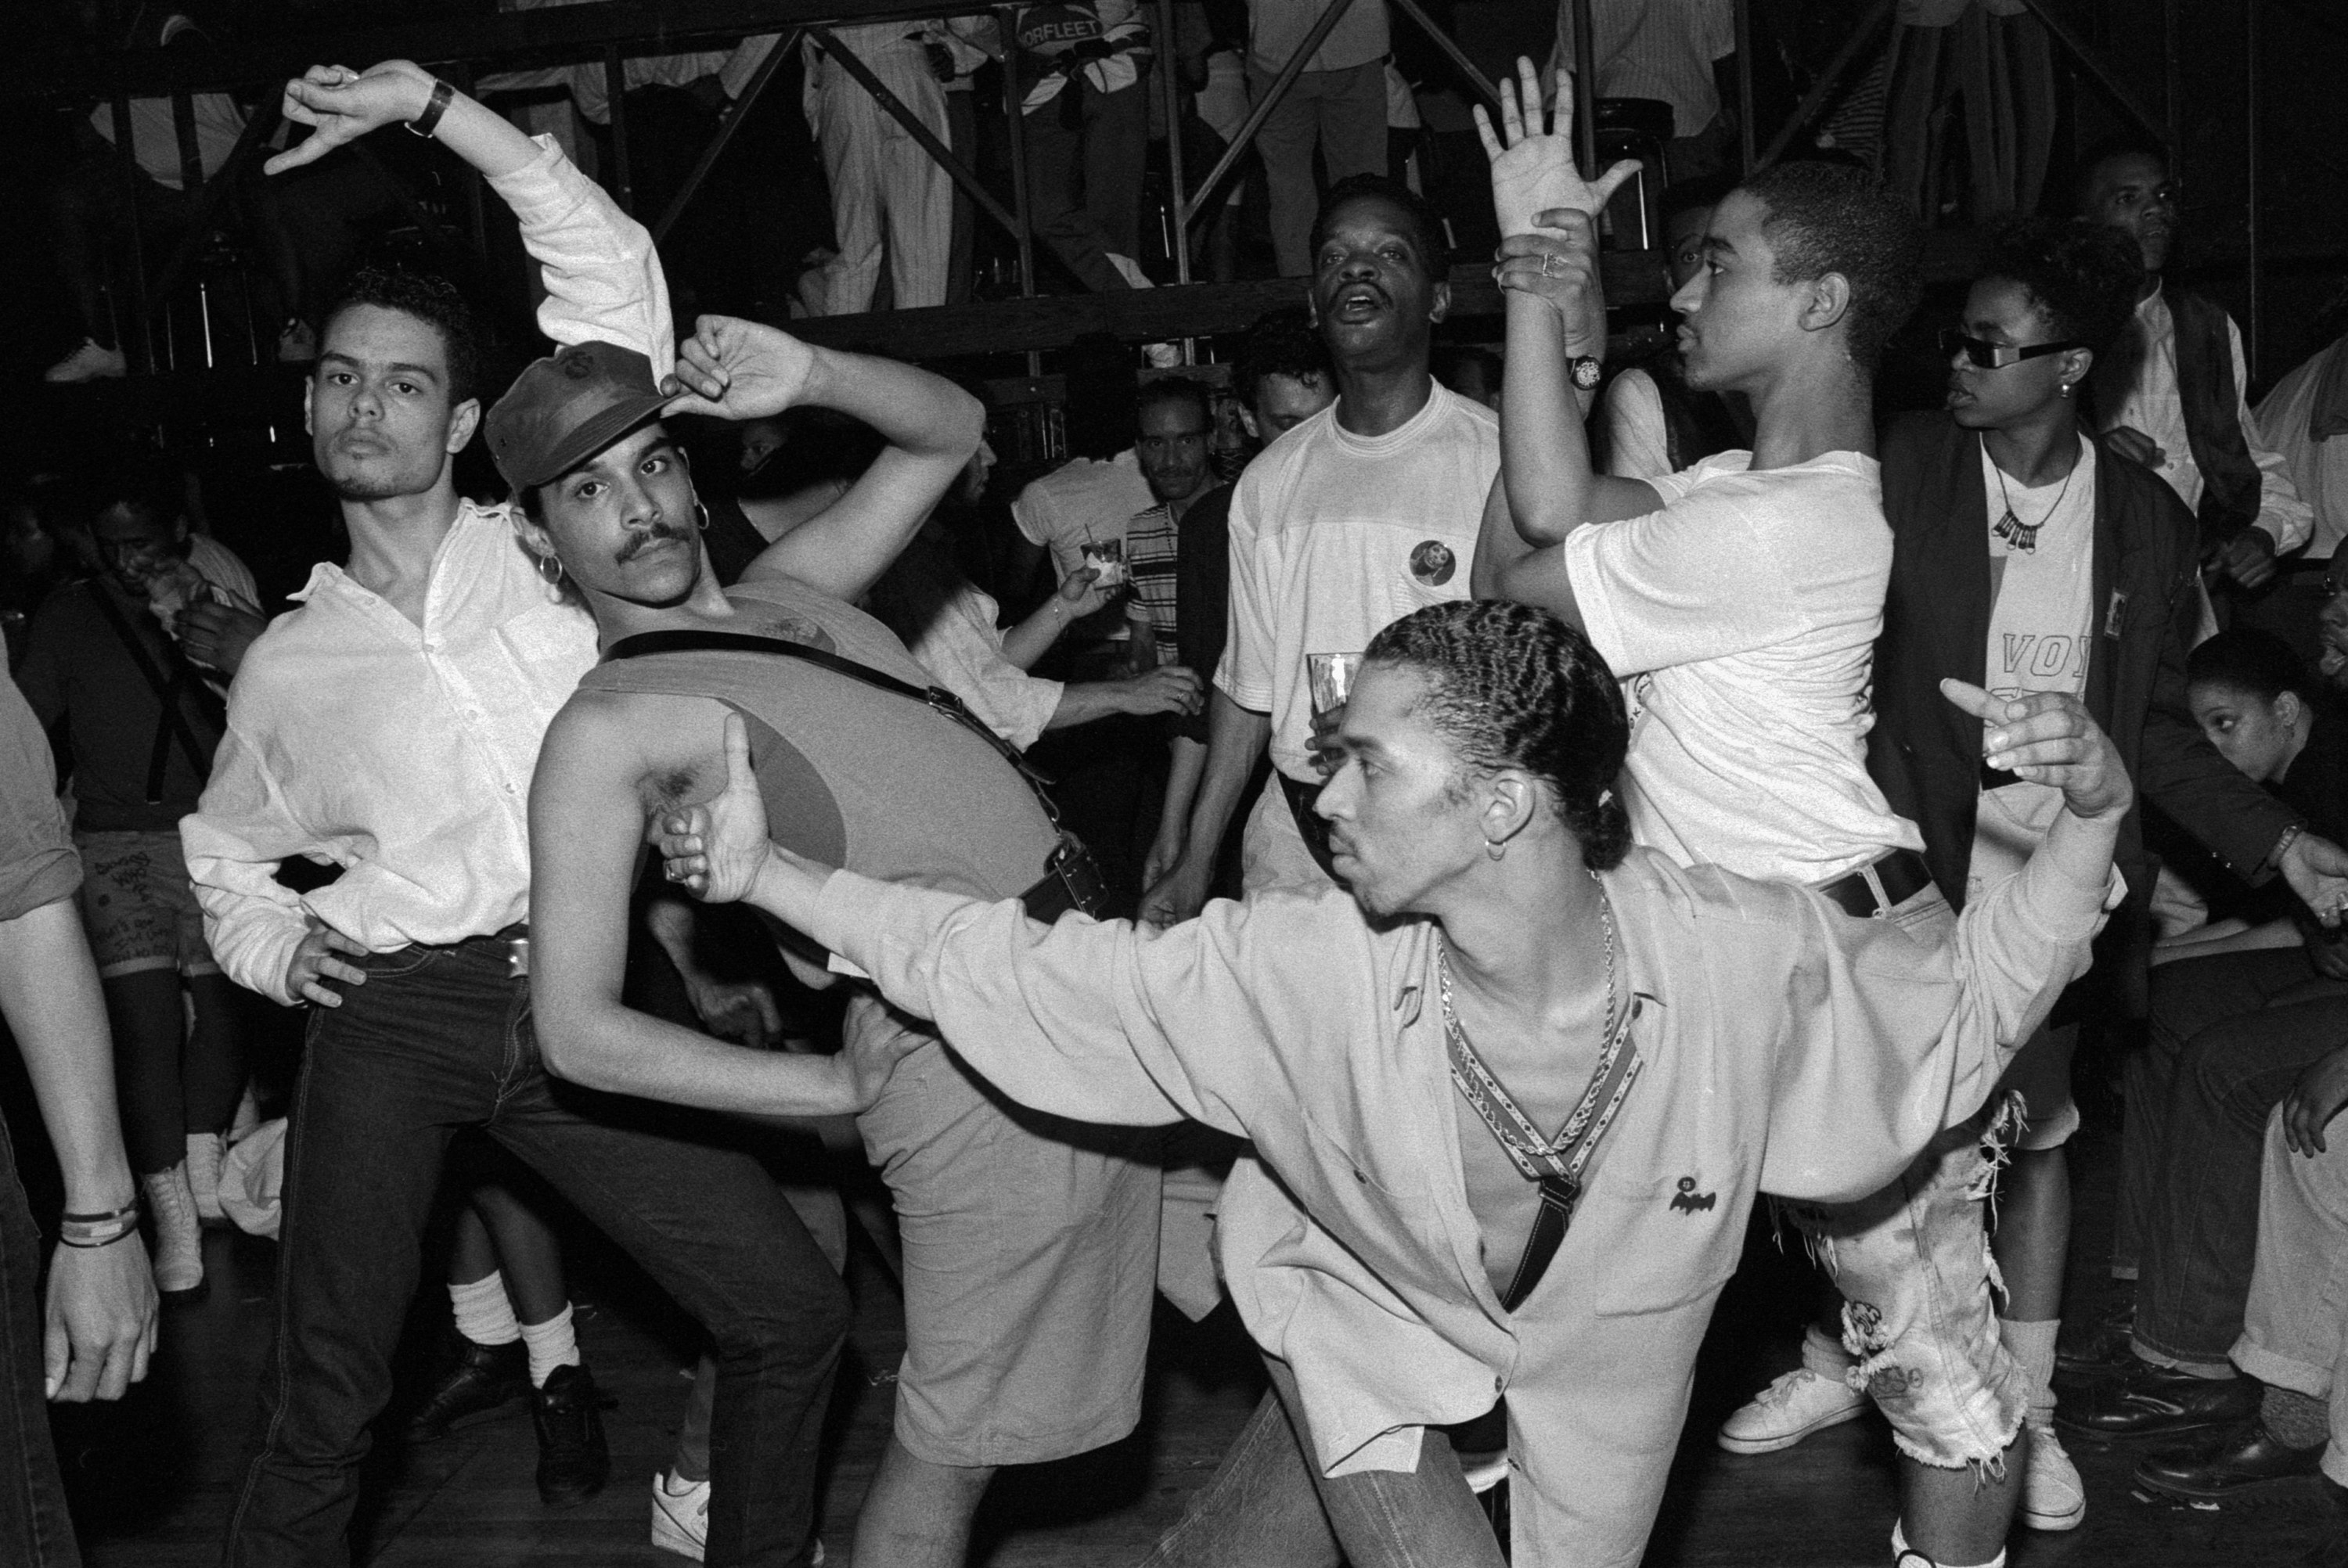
[1363,599,1633,871]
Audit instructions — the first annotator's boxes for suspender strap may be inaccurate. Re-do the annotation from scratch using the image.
[602,627,1066,833]
[85,584,220,803]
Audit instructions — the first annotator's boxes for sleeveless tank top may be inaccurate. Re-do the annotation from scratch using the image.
[579,577,1064,901]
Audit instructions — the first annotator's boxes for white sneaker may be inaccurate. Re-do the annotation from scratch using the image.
[652,1472,822,1564]
[45,339,126,383]
[141,1164,203,1295]
[1716,1367,1868,1455]
[2022,1425,2086,1530]
[185,1132,225,1226]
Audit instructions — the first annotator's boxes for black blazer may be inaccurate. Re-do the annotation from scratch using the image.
[1869,411,2297,915]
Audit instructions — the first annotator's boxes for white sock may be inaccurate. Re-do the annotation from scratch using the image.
[1804,1322,1857,1379]
[1891,1518,2005,1568]
[449,1271,520,1348]
[519,1302,582,1388]
[2001,1317,2060,1430]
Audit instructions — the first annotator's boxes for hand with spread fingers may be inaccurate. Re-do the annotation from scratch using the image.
[654,712,776,905]
[1939,680,2134,822]
[660,315,822,424]
[1473,57,1642,239]
[265,60,438,176]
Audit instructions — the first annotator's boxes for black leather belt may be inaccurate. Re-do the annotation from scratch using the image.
[1817,848,1935,919]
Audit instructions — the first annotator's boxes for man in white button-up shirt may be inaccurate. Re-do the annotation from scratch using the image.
[182,61,940,1568]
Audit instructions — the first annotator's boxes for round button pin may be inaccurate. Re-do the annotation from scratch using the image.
[1410,540,1456,587]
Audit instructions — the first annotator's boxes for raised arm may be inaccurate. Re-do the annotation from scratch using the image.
[1470,58,1658,574]
[661,317,985,603]
[1763,685,2126,1202]
[526,693,913,1117]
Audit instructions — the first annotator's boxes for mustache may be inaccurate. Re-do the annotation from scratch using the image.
[616,519,693,565]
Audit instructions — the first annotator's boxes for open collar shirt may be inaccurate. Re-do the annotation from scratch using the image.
[182,136,664,1003]
[808,838,2111,1566]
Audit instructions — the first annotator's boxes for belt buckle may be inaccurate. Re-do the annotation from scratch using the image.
[505,935,531,980]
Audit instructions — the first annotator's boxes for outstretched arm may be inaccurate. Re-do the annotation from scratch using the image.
[661,317,985,603]
[651,714,1264,1134]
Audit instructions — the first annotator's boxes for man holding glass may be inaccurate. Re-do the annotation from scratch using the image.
[1140,172,1500,922]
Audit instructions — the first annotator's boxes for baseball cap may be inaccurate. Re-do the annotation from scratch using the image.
[484,340,672,493]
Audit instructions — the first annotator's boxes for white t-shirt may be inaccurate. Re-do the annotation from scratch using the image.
[1218,384,1500,780]
[1565,449,1922,884]
[1972,436,2098,894]
[1598,367,1673,483]
[904,580,1064,751]
[1012,449,1156,642]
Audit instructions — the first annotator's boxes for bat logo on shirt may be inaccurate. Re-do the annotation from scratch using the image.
[1669,1177,1716,1214]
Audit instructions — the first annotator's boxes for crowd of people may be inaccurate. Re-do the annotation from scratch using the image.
[5,27,2348,1568]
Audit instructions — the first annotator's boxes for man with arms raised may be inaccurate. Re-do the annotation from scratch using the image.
[1471,62,2038,1568]
[247,63,1168,1568]
[651,598,2129,1568]
[182,62,953,1566]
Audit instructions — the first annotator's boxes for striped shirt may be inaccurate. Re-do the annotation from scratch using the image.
[1124,502,1183,656]
[1544,0,1734,141]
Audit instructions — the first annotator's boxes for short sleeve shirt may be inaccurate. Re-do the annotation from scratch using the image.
[1565,449,1922,884]
[0,678,80,922]
[1217,385,1500,780]
[1011,451,1158,642]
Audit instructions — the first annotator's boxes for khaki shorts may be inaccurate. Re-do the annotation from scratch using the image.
[75,829,219,981]
[853,1001,1163,1467]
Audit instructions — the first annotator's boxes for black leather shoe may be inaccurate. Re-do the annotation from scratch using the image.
[2058,1298,2137,1376]
[531,1363,613,1508]
[2056,1358,2259,1441]
[2301,1476,2348,1567]
[403,1338,529,1443]
[2134,1417,2325,1503]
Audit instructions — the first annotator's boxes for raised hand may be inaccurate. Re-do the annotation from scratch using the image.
[1473,56,1640,239]
[1940,681,2134,822]
[265,61,438,175]
[654,711,774,904]
[661,316,821,423]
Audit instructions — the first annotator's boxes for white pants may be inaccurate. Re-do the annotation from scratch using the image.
[806,35,950,315]
[2231,1107,2348,1487]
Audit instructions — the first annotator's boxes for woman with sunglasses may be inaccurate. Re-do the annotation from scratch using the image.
[1859,217,2348,1537]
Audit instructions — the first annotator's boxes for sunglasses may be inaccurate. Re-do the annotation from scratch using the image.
[1941,330,2085,369]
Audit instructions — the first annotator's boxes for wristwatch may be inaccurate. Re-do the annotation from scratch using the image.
[1568,355,1604,390]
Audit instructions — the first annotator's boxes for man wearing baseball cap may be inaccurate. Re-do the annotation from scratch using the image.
[183,60,978,1567]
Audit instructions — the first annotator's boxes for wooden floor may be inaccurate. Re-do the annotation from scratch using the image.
[52,1126,2339,1566]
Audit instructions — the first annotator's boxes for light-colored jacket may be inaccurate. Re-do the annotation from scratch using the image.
[809,840,2110,1565]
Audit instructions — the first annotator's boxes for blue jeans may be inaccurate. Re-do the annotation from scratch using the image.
[1140,1354,1504,1568]
[0,1116,81,1567]
[222,937,849,1567]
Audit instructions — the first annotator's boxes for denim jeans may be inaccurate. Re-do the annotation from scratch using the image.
[2117,947,2348,1278]
[222,937,850,1568]
[2232,1109,2348,1487]
[0,1117,81,1567]
[1140,1353,1504,1568]
[2127,948,2348,1373]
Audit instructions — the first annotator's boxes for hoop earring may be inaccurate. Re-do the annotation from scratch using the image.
[1484,838,1507,861]
[694,498,711,534]
[534,551,565,588]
